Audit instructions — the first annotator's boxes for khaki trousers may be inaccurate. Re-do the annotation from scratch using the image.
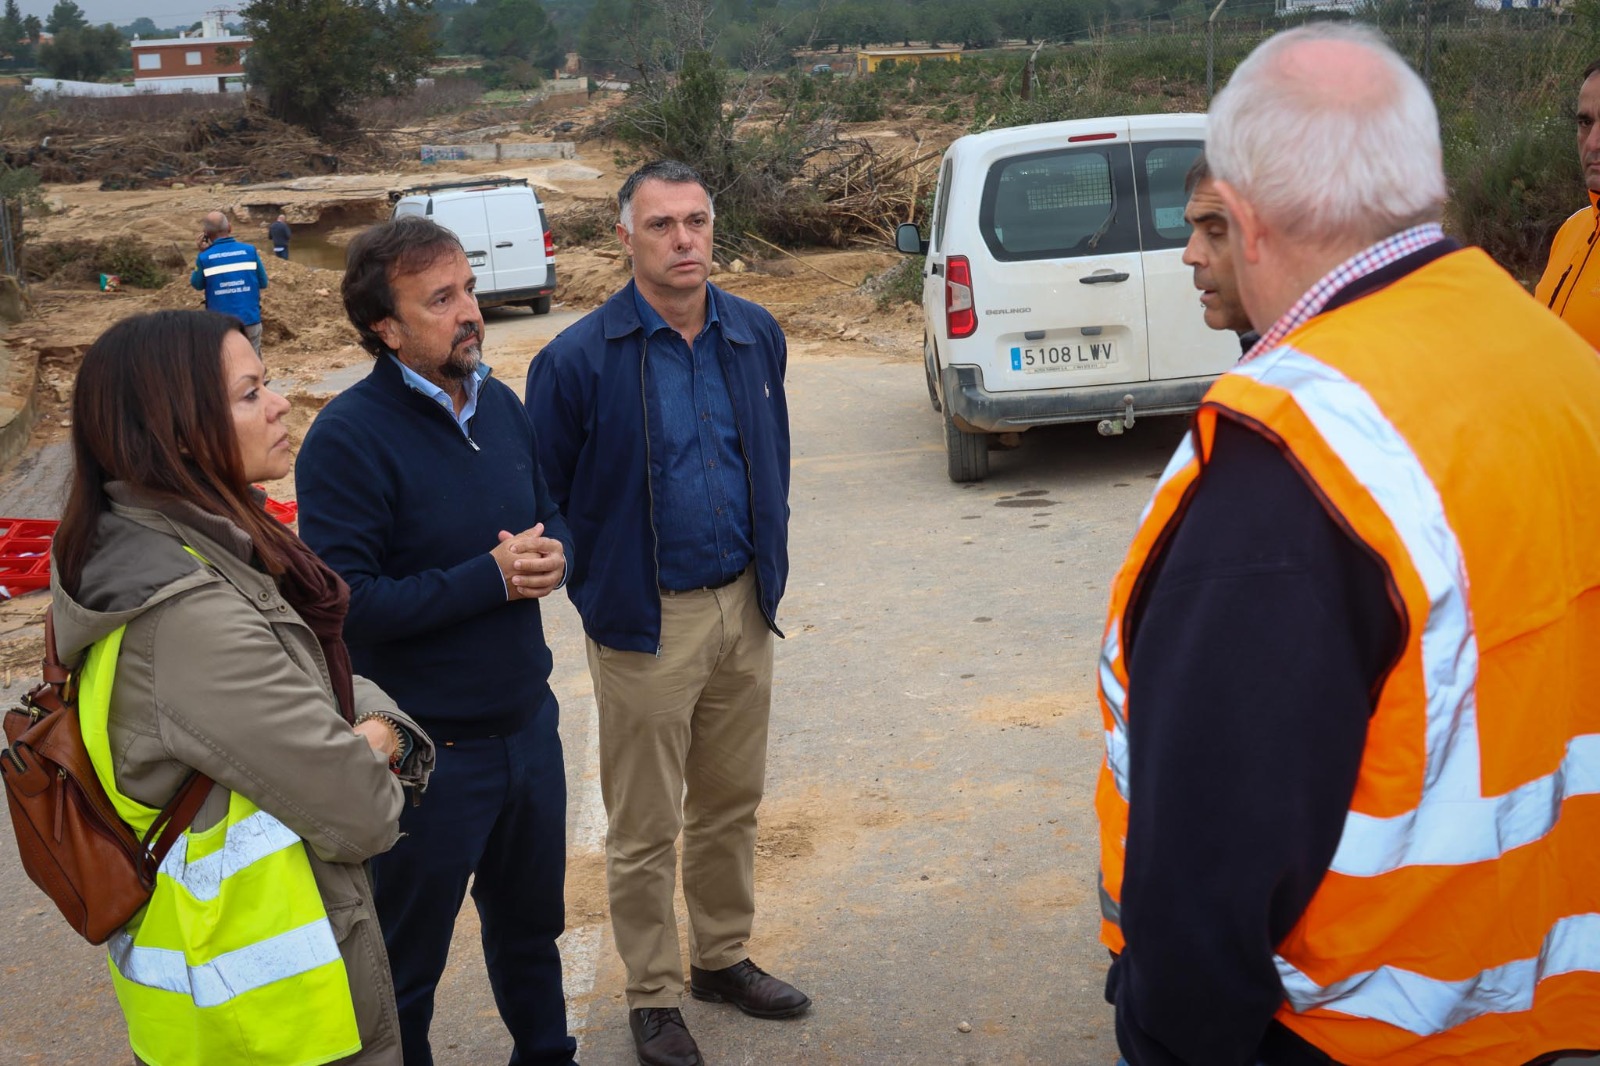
[586,568,773,1008]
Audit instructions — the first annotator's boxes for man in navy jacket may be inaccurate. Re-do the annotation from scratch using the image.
[191,211,268,353]
[298,217,578,1066]
[525,160,805,1066]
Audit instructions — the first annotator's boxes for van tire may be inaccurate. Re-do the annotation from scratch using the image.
[528,296,552,315]
[944,409,989,482]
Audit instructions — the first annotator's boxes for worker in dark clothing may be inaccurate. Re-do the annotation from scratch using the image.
[268,214,293,260]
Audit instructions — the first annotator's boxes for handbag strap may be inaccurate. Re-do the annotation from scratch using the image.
[141,772,215,865]
[41,609,68,687]
[41,607,217,868]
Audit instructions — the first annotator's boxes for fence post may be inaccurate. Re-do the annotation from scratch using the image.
[1207,0,1230,101]
[0,199,17,280]
[1423,0,1434,89]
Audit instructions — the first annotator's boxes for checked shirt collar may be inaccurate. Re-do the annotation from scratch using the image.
[1240,223,1447,365]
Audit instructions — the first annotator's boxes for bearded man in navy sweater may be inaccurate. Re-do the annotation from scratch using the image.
[297,216,578,1066]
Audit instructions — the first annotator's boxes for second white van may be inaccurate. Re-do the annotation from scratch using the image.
[391,177,557,313]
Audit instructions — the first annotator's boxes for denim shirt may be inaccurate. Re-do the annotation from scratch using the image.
[635,288,754,590]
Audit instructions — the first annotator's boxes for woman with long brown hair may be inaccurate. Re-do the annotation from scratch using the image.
[50,309,432,1066]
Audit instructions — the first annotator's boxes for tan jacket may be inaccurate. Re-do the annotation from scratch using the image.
[50,485,435,1066]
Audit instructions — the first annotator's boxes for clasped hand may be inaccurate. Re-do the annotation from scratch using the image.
[491,523,565,600]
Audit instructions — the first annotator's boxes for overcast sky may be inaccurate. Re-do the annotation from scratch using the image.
[19,2,226,26]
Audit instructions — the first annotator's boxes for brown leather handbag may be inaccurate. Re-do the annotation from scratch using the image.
[0,609,213,945]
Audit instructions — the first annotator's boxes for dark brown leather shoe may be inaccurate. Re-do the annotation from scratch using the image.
[689,958,811,1019]
[629,1007,702,1066]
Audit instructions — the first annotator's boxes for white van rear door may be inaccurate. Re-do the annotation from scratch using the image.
[923,157,954,352]
[970,132,1150,393]
[430,194,494,289]
[1131,119,1242,380]
[480,185,545,295]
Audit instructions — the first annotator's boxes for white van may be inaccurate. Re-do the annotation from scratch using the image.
[391,177,557,313]
[896,114,1239,481]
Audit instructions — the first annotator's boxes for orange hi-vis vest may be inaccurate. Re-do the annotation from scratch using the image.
[1534,192,1600,350]
[1095,246,1600,1065]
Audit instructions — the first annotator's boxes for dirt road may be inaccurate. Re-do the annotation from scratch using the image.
[0,322,1186,1063]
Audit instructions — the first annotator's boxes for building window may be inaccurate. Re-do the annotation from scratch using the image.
[137,53,161,70]
[186,50,202,65]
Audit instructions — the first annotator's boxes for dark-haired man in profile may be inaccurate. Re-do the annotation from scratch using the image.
[297,216,578,1066]
[1181,153,1257,352]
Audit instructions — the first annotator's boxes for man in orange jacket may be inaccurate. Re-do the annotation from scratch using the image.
[1533,59,1600,347]
[1098,23,1600,1066]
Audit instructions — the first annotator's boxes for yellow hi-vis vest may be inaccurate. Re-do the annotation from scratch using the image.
[79,625,361,1066]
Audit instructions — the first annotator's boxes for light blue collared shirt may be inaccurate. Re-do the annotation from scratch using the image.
[387,353,487,439]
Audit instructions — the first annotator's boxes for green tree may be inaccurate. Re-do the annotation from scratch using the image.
[118,17,161,38]
[21,13,38,41]
[242,0,437,133]
[1,1,22,46]
[578,0,658,75]
[37,23,125,79]
[927,1,999,48]
[44,0,88,34]
[449,0,560,69]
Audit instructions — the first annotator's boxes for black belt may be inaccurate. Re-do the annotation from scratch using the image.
[662,568,744,594]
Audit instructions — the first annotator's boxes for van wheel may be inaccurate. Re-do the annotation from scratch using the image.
[528,296,552,315]
[944,408,989,483]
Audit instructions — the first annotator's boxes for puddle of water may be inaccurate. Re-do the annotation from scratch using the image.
[244,228,349,272]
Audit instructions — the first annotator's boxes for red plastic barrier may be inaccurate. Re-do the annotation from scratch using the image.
[263,496,298,525]
[0,518,60,597]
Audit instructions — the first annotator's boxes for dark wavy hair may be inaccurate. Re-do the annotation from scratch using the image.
[55,309,297,593]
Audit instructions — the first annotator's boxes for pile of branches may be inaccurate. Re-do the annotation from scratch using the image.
[1,99,396,190]
[776,139,940,248]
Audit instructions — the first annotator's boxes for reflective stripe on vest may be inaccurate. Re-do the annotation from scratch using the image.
[201,260,260,277]
[77,624,361,1065]
[1276,912,1600,1038]
[109,916,342,1009]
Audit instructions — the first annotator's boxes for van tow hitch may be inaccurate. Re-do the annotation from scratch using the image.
[1097,395,1137,437]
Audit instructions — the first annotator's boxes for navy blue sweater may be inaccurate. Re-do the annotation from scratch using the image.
[296,356,574,737]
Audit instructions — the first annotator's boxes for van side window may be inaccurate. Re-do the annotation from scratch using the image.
[932,158,953,254]
[978,145,1138,262]
[1137,143,1204,249]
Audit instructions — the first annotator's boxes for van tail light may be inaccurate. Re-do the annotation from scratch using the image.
[544,230,555,258]
[946,255,976,339]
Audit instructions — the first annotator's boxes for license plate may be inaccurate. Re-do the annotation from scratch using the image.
[1010,342,1117,372]
[467,254,487,268]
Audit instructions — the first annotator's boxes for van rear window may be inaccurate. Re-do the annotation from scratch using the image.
[1138,142,1205,248]
[979,145,1138,262]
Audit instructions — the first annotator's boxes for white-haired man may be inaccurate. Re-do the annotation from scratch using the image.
[1095,23,1600,1066]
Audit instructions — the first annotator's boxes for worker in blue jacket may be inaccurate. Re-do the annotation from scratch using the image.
[191,211,268,353]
